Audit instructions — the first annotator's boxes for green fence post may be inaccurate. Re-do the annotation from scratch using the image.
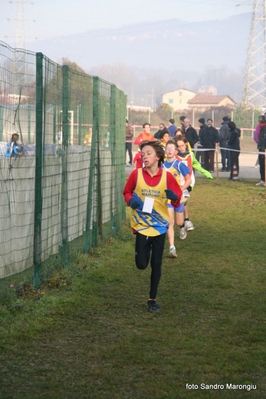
[110,85,116,236]
[53,105,56,144]
[61,65,69,265]
[78,103,82,145]
[33,52,44,289]
[84,77,99,253]
[27,105,31,143]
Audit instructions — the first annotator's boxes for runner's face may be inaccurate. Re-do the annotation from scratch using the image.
[165,144,177,158]
[144,124,150,133]
[162,133,170,143]
[177,141,187,153]
[141,145,159,168]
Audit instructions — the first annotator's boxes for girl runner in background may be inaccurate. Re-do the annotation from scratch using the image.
[162,140,191,258]
[176,137,213,231]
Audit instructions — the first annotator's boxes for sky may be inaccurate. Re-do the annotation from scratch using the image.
[1,0,253,47]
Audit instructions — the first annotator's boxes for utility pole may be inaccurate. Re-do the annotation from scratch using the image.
[244,0,266,110]
[7,0,35,49]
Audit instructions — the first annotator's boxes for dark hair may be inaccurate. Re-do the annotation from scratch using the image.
[159,128,170,139]
[140,140,165,166]
[259,115,266,123]
[227,121,236,131]
[176,136,188,145]
[143,122,151,128]
[179,115,186,122]
[174,127,183,137]
[169,118,175,124]
[11,133,19,140]
[207,118,213,122]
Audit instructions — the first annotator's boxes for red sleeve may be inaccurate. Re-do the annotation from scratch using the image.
[123,169,138,205]
[166,171,182,207]
[134,133,143,145]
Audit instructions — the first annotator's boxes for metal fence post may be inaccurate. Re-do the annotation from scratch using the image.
[61,65,69,265]
[84,77,99,253]
[33,52,44,289]
[78,103,83,145]
[110,85,116,235]
[27,104,31,144]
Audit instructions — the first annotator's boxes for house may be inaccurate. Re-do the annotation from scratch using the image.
[162,88,196,111]
[187,93,236,112]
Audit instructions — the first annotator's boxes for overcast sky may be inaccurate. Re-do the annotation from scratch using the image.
[2,0,252,47]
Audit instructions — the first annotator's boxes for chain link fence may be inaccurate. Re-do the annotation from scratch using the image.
[0,41,127,289]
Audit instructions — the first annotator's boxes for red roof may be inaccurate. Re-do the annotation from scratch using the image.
[188,94,235,105]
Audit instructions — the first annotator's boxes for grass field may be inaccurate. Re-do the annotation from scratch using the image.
[0,178,266,399]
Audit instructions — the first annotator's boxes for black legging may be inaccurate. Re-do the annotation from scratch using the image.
[135,232,166,299]
[229,150,240,179]
[258,153,265,181]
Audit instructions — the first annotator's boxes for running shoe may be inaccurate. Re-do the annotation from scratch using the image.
[168,246,177,258]
[147,300,160,313]
[179,227,187,240]
[185,220,194,231]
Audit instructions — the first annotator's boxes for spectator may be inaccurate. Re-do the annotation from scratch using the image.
[126,119,133,166]
[219,116,230,172]
[168,118,177,138]
[200,118,219,172]
[154,123,167,139]
[253,115,265,168]
[227,121,240,180]
[183,118,199,148]
[256,115,266,186]
[179,115,186,133]
[197,118,208,165]
[4,133,23,157]
[134,122,154,145]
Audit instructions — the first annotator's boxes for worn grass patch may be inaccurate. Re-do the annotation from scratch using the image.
[0,178,266,399]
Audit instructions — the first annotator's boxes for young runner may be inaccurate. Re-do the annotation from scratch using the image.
[162,140,191,258]
[123,141,182,313]
[176,137,213,231]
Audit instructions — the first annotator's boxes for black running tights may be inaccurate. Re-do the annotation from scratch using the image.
[135,232,166,300]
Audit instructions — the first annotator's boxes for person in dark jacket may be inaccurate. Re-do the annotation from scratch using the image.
[168,118,177,138]
[183,118,198,148]
[126,119,134,166]
[219,116,231,171]
[179,115,186,133]
[197,118,208,165]
[154,123,167,139]
[227,121,240,180]
[200,118,219,172]
[256,115,266,186]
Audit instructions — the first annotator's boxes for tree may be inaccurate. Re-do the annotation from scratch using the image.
[155,103,174,122]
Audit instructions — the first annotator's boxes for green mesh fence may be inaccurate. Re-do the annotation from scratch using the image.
[0,41,126,289]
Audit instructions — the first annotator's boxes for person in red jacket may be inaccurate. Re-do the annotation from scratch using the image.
[123,140,182,313]
[134,122,154,145]
[133,148,143,168]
